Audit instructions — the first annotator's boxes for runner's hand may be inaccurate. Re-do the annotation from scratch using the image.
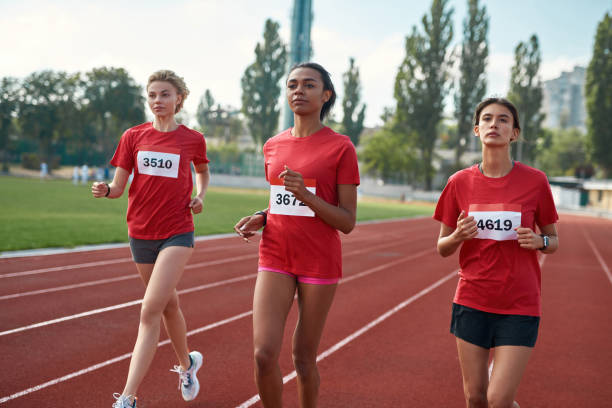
[234,215,264,242]
[516,227,542,250]
[189,196,203,214]
[278,165,312,203]
[91,182,108,198]
[454,211,478,241]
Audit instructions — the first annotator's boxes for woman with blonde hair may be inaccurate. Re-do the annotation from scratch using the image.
[92,70,210,408]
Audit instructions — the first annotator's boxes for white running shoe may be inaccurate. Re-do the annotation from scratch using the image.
[170,351,203,401]
[112,393,136,408]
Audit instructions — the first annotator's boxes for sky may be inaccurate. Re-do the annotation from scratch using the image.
[1,0,610,128]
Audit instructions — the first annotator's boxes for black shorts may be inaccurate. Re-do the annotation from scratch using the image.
[450,303,540,349]
[129,231,194,264]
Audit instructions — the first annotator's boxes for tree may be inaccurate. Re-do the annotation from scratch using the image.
[241,19,287,147]
[538,128,589,177]
[196,89,216,134]
[394,0,454,190]
[341,57,366,146]
[507,35,545,164]
[454,0,488,168]
[585,12,612,176]
[17,70,81,171]
[82,67,145,163]
[360,122,420,182]
[0,77,19,172]
[197,89,243,143]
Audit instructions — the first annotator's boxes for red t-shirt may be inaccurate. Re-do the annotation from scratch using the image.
[259,127,360,279]
[433,162,558,316]
[110,123,209,239]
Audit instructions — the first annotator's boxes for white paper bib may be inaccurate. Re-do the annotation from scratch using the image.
[137,145,180,178]
[269,177,316,217]
[468,203,522,241]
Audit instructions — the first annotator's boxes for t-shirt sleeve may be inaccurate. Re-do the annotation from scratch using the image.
[110,129,134,172]
[433,177,460,228]
[193,134,210,165]
[535,176,559,227]
[336,140,360,185]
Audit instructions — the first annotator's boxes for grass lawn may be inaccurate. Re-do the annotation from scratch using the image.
[0,176,433,252]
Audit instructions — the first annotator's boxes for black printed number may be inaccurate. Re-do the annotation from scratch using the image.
[143,157,172,169]
[275,193,306,206]
[477,219,512,231]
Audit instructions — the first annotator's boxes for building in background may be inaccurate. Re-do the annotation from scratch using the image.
[541,66,587,131]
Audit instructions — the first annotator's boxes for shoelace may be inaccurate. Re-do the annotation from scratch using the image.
[112,393,135,408]
[170,365,191,390]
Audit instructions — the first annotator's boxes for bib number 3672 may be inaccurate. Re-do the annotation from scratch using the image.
[269,178,316,217]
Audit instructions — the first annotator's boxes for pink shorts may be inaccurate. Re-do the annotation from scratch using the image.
[258,267,339,285]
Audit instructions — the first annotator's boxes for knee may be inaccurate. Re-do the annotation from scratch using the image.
[254,346,279,376]
[162,295,180,318]
[292,350,317,379]
[139,302,163,325]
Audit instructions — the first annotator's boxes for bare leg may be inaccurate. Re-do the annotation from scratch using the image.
[134,262,191,370]
[122,246,193,397]
[487,346,532,408]
[252,272,297,408]
[456,337,490,408]
[293,282,337,408]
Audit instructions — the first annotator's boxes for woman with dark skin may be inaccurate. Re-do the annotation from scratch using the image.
[234,62,360,408]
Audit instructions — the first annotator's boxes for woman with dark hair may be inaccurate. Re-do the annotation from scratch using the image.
[234,62,360,407]
[434,97,559,408]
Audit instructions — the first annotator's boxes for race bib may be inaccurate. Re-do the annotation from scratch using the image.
[137,146,180,178]
[269,177,316,217]
[468,203,522,241]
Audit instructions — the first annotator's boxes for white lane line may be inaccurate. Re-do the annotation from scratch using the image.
[583,228,612,287]
[1,232,425,300]
[0,311,253,404]
[0,254,258,301]
[0,258,133,279]
[1,242,431,335]
[0,274,257,337]
[0,275,138,300]
[0,217,430,277]
[236,269,458,408]
[0,242,252,279]
[0,243,435,404]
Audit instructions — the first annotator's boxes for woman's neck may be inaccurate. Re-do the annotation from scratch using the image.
[153,115,179,132]
[291,114,324,138]
[480,146,514,178]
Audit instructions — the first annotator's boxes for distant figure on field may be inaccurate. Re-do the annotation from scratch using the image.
[40,162,48,180]
[81,164,89,184]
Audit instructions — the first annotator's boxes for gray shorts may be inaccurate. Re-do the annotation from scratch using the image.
[129,231,194,264]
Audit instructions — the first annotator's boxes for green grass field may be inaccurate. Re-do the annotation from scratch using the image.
[0,176,433,252]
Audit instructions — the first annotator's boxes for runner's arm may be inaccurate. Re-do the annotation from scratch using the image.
[91,166,130,199]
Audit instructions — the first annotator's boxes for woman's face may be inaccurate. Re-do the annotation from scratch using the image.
[474,103,519,147]
[286,67,331,118]
[147,81,181,117]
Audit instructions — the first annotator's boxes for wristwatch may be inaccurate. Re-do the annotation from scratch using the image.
[254,210,267,226]
[538,234,549,251]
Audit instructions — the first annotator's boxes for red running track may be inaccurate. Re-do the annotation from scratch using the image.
[0,215,611,407]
